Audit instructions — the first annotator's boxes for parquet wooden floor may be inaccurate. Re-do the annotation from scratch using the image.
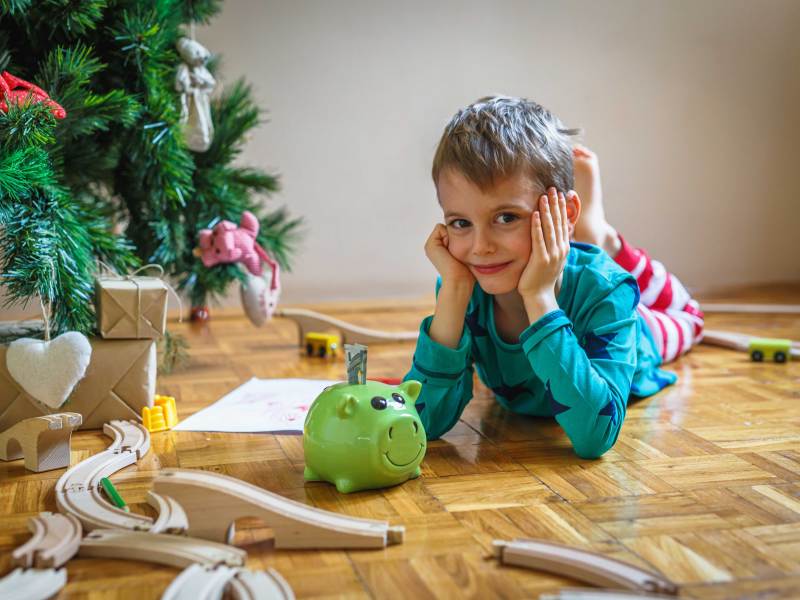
[1,284,799,599]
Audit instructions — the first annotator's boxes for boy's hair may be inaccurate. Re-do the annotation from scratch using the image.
[432,95,580,193]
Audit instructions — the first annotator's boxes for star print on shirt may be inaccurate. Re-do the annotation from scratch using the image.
[544,380,570,416]
[581,331,618,360]
[598,400,619,426]
[465,308,488,337]
[491,382,529,402]
[623,278,641,308]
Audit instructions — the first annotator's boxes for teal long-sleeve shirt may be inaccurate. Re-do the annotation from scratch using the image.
[403,242,677,459]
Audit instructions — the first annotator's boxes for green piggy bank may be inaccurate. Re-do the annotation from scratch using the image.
[303,380,426,493]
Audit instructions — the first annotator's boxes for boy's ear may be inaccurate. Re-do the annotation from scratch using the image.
[566,191,581,235]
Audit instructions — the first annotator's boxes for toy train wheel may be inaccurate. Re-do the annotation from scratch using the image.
[751,350,764,362]
[775,351,787,363]
[306,343,313,356]
[318,346,327,358]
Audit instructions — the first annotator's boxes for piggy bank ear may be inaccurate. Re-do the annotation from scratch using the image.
[398,380,422,403]
[198,230,212,248]
[336,394,358,419]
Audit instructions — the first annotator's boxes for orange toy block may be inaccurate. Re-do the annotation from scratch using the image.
[141,395,178,433]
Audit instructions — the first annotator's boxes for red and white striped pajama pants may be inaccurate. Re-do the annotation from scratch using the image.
[613,234,704,363]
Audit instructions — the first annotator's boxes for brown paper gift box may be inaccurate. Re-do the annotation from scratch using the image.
[96,277,168,339]
[0,338,155,431]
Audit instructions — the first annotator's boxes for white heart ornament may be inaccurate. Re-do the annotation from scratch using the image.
[6,332,92,409]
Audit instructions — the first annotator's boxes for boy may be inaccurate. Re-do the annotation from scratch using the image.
[404,96,704,459]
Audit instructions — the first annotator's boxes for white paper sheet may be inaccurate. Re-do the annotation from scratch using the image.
[173,377,338,433]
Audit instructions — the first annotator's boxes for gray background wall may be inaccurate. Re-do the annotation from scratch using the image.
[2,0,798,320]
[196,0,799,304]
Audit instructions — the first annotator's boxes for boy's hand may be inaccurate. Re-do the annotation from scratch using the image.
[518,187,572,318]
[425,224,475,290]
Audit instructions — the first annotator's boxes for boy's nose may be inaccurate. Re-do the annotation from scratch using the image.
[472,229,496,255]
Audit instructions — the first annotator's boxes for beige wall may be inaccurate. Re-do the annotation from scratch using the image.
[195,0,799,304]
[3,0,798,320]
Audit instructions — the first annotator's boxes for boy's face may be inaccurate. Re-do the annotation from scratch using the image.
[437,168,543,295]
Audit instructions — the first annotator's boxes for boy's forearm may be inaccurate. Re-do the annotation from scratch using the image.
[428,280,472,349]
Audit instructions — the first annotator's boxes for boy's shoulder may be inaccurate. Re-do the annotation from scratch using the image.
[565,242,640,307]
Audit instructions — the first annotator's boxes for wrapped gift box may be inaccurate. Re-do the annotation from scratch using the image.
[96,276,168,339]
[0,338,156,431]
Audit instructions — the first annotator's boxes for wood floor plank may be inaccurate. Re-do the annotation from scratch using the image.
[0,284,798,597]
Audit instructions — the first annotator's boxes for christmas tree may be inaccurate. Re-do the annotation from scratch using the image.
[0,0,301,336]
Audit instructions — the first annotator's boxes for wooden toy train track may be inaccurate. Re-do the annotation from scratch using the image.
[152,468,405,549]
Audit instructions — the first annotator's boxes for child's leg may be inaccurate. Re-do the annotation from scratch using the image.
[572,145,704,363]
[614,235,704,362]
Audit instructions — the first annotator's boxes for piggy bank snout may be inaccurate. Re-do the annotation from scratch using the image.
[387,415,421,441]
[382,414,425,469]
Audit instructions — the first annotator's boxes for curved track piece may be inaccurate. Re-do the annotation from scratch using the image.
[0,413,82,472]
[153,469,405,549]
[493,539,677,596]
[277,307,418,346]
[161,564,237,600]
[229,568,295,600]
[0,567,67,600]
[55,420,153,531]
[148,491,189,535]
[12,512,82,569]
[79,529,246,569]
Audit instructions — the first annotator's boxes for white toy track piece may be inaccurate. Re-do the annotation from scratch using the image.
[277,307,418,346]
[12,512,82,569]
[161,564,295,600]
[229,567,295,600]
[0,412,82,472]
[0,567,67,600]
[153,468,405,549]
[79,529,246,569]
[161,563,237,600]
[493,539,677,596]
[147,491,189,535]
[540,589,680,600]
[703,329,800,358]
[55,419,153,532]
[700,302,800,314]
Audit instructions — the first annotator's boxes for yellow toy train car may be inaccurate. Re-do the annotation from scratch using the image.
[305,332,340,358]
[748,338,792,363]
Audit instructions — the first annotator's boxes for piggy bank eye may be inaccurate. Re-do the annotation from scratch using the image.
[370,396,387,410]
[391,393,405,404]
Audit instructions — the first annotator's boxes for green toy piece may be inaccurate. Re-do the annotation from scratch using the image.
[748,338,792,363]
[303,379,426,494]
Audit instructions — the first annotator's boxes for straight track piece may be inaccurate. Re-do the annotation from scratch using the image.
[493,539,677,596]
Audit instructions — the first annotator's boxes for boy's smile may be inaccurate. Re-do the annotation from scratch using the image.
[437,168,541,295]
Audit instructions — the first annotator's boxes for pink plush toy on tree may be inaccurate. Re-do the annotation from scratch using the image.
[197,210,273,276]
[194,211,282,324]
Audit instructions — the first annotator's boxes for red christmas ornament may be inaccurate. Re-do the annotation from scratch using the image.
[190,306,211,322]
[0,71,66,119]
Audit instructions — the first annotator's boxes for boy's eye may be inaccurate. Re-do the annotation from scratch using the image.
[448,219,471,229]
[496,213,519,224]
